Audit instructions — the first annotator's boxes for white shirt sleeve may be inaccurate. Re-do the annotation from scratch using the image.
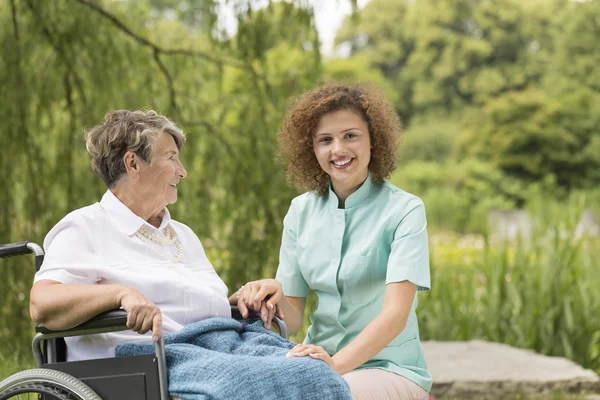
[34,214,102,285]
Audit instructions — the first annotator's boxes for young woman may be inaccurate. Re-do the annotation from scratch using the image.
[237,84,432,400]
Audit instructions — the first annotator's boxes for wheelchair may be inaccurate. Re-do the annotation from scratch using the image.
[0,241,289,400]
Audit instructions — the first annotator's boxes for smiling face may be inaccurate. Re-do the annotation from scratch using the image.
[138,131,187,209]
[313,108,371,196]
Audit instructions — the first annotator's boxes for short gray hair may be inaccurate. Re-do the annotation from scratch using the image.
[85,110,186,188]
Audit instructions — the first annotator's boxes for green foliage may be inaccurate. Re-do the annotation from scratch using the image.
[335,0,414,117]
[323,55,398,105]
[390,159,520,232]
[419,197,600,373]
[544,0,600,94]
[398,119,459,164]
[234,2,318,62]
[0,353,34,384]
[461,88,600,190]
[337,0,557,121]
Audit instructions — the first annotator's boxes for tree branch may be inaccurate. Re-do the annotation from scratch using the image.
[10,0,42,217]
[74,0,250,71]
[25,0,89,106]
[153,49,178,113]
[63,72,76,210]
[177,114,241,159]
[72,0,281,116]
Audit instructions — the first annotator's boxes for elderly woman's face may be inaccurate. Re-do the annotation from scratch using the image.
[138,132,187,207]
[313,109,371,193]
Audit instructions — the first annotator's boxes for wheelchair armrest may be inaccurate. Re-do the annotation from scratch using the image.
[34,306,288,338]
[230,305,260,321]
[35,309,128,335]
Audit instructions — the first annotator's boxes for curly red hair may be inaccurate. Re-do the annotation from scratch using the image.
[278,83,401,194]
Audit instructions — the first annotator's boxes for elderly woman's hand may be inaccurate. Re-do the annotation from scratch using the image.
[236,279,284,329]
[117,287,162,342]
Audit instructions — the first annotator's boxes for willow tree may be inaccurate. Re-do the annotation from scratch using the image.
[0,0,357,369]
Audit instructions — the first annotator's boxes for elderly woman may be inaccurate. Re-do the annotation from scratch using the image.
[30,110,228,360]
[236,84,432,400]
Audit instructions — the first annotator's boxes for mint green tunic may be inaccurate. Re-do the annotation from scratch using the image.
[276,174,432,391]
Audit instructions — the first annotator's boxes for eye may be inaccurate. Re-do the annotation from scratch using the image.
[345,132,357,139]
[318,137,331,143]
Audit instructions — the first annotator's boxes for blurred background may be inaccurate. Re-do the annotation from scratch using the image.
[1,0,599,382]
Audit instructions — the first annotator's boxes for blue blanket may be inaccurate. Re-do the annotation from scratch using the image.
[116,317,351,400]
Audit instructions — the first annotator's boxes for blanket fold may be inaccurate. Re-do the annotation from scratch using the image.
[116,317,351,400]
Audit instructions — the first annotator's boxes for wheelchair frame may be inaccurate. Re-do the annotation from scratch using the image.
[0,241,288,400]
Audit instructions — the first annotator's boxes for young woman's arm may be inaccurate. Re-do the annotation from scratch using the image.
[287,280,416,375]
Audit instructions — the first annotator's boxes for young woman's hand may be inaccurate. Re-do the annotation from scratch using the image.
[236,279,284,329]
[286,344,343,374]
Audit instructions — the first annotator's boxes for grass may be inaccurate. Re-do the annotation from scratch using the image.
[0,352,35,382]
[419,225,600,374]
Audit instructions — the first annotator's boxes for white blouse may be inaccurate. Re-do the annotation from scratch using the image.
[34,190,231,361]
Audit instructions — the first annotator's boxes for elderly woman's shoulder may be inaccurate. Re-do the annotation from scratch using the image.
[62,202,108,225]
[43,202,107,248]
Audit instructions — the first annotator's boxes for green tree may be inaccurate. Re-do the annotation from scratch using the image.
[542,0,600,95]
[336,0,559,121]
[335,0,415,120]
[460,88,600,191]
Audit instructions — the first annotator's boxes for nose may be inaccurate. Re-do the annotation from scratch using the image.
[331,137,345,155]
[177,159,187,179]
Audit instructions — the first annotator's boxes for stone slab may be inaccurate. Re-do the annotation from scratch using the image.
[423,340,600,399]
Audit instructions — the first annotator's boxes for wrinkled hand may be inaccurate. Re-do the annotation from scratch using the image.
[118,287,162,342]
[236,279,284,329]
[286,344,340,373]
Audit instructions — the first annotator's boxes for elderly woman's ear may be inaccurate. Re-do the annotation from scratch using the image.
[123,151,141,178]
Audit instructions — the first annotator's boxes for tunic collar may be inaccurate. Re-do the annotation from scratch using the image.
[326,172,373,209]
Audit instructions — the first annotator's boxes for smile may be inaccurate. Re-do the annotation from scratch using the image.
[331,158,353,169]
[169,183,177,187]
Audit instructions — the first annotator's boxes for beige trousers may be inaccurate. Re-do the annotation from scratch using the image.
[172,369,429,400]
[343,369,429,400]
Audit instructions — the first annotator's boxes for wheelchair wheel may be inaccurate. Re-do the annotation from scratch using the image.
[0,369,101,400]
